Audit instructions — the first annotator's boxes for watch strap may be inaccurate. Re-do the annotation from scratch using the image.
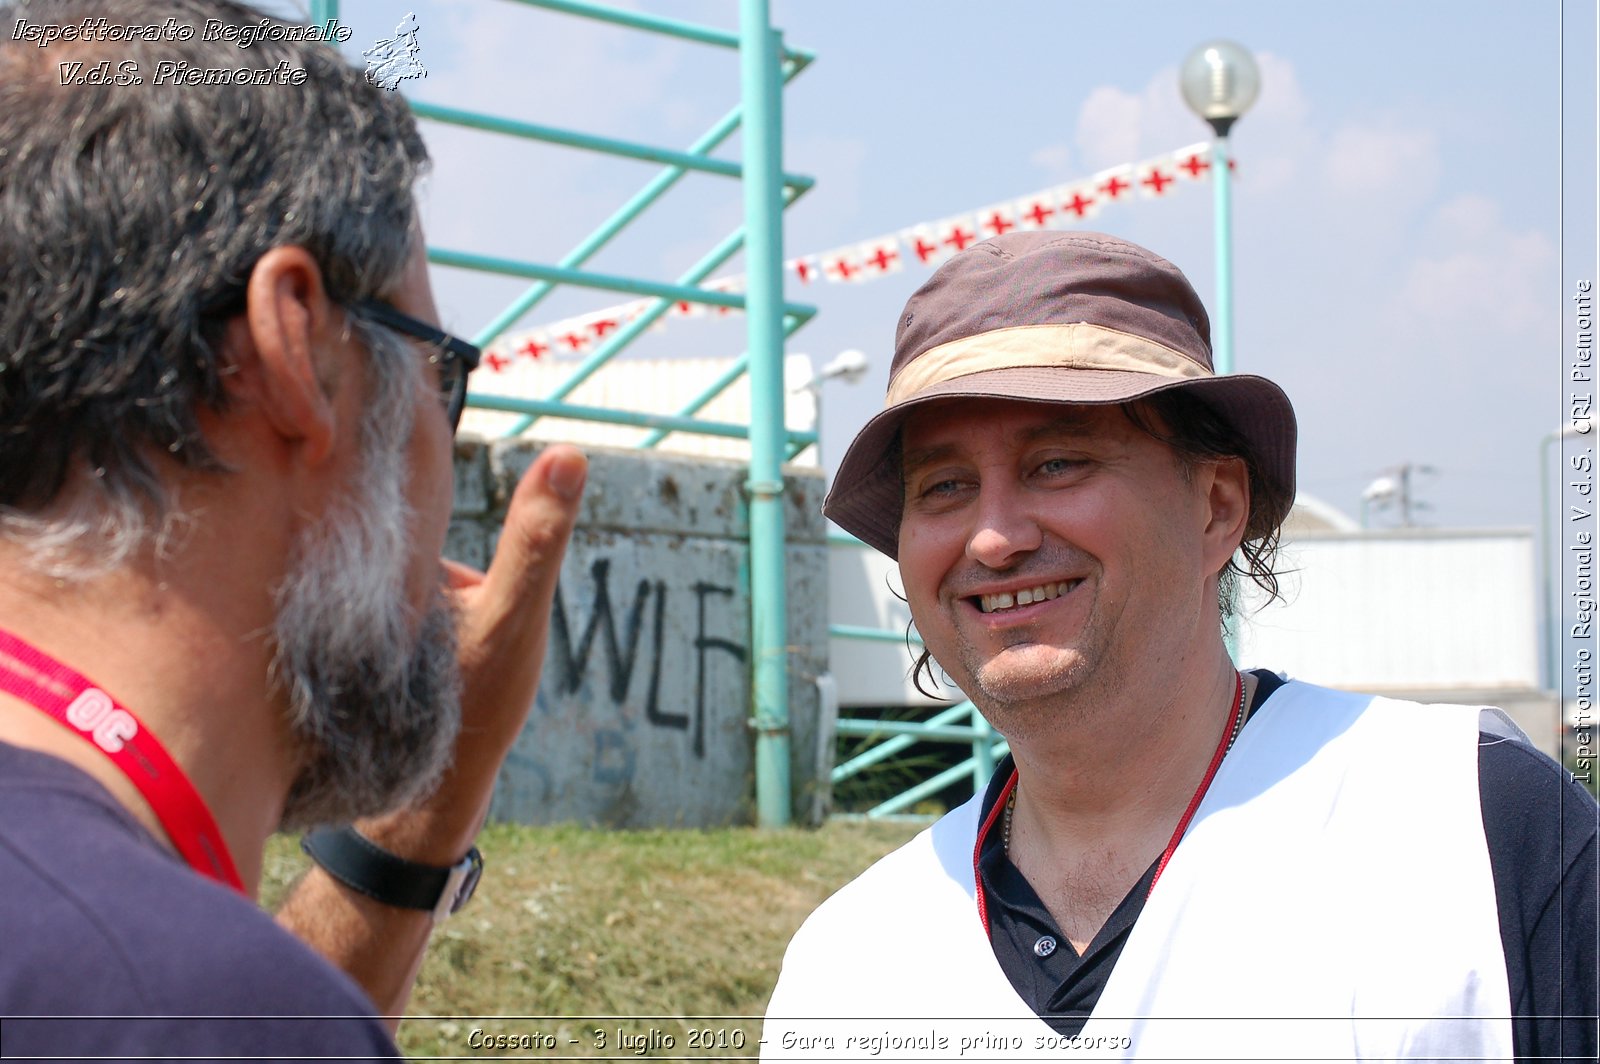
[301,826,482,921]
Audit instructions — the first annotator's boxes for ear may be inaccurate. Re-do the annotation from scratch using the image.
[1199,456,1251,577]
[237,246,345,467]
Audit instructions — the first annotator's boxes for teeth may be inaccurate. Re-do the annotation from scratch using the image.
[979,580,1076,614]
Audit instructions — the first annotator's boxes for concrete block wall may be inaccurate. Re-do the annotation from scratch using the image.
[448,438,829,828]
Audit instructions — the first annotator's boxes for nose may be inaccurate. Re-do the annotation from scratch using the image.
[966,480,1041,569]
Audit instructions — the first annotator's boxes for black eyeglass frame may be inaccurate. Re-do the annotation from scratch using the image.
[356,299,481,432]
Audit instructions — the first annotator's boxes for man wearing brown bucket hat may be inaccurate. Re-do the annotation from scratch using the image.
[762,232,1596,1061]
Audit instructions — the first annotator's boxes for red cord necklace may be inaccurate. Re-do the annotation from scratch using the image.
[975,672,1245,935]
[0,627,244,893]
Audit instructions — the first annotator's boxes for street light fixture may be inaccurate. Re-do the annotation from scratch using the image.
[1180,40,1260,376]
[818,349,870,386]
[792,350,871,465]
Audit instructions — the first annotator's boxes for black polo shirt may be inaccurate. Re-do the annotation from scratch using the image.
[973,670,1598,1061]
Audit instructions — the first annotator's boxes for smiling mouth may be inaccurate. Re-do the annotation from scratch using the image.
[974,579,1081,615]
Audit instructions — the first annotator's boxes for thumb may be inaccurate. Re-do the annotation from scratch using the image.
[471,444,587,636]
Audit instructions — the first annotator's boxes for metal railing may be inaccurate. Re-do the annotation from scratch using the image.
[827,534,1006,818]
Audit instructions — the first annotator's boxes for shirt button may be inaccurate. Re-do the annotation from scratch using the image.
[1033,935,1057,958]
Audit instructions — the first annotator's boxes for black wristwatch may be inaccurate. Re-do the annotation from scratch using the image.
[301,826,483,921]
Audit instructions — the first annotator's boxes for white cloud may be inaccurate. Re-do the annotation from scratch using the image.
[1029,143,1075,179]
[1074,84,1148,170]
[1387,195,1553,336]
[1323,123,1440,200]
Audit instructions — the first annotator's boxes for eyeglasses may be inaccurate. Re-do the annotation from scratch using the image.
[356,300,480,433]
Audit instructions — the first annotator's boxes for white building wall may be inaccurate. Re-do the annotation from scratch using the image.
[828,541,943,708]
[1235,530,1540,691]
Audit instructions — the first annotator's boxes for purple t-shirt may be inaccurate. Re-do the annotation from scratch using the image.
[0,741,399,1061]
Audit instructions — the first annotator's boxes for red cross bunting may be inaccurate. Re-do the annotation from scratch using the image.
[912,236,941,263]
[944,225,977,251]
[866,246,899,272]
[791,259,816,283]
[1063,191,1096,218]
[485,352,510,372]
[518,337,549,360]
[1141,168,1174,195]
[590,317,619,337]
[1023,201,1055,227]
[828,256,859,281]
[982,211,1015,237]
[562,331,589,351]
[1179,153,1209,179]
[1099,174,1131,199]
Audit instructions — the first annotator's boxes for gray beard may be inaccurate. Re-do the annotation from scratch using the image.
[271,377,461,830]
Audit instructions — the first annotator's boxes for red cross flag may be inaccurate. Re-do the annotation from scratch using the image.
[1092,165,1135,204]
[668,295,705,318]
[1015,194,1058,230]
[1175,142,1211,181]
[933,214,981,255]
[787,255,821,285]
[977,203,1020,239]
[1055,182,1101,222]
[822,247,864,283]
[901,225,954,268]
[858,237,903,278]
[1137,157,1178,198]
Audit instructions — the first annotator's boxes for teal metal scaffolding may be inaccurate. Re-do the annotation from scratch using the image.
[311,0,814,826]
[826,534,1006,818]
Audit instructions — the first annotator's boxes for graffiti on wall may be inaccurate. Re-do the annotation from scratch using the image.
[549,557,747,761]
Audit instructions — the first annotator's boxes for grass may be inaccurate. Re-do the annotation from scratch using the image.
[262,819,923,1059]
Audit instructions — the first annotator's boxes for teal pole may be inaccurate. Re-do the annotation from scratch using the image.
[309,0,337,27]
[1211,135,1235,376]
[742,2,790,828]
[1211,134,1240,662]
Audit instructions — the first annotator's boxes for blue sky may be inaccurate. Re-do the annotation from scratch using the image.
[305,0,1594,537]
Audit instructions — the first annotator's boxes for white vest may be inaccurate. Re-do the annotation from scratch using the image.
[763,683,1516,1062]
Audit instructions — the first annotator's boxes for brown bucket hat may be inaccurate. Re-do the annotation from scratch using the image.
[823,231,1297,558]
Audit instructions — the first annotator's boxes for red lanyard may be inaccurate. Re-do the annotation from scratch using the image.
[0,628,244,894]
[975,673,1244,935]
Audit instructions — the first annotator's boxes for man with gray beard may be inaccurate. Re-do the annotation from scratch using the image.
[0,0,587,1057]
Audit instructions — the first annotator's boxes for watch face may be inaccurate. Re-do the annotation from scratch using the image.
[444,847,484,919]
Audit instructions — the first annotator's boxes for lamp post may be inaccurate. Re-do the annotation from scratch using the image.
[1181,41,1260,377]
[793,349,869,466]
[1361,475,1399,529]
